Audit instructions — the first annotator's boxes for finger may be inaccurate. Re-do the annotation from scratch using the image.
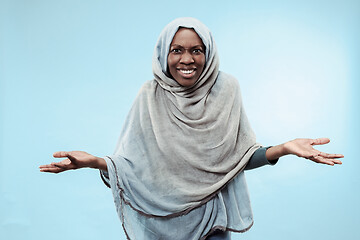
[53,151,70,158]
[39,166,65,173]
[311,156,335,166]
[311,138,330,146]
[330,159,343,164]
[311,155,343,165]
[52,162,67,169]
[52,160,72,169]
[318,152,344,159]
[53,152,78,164]
[39,164,55,168]
[39,166,59,171]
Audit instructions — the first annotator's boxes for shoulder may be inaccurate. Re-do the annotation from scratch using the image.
[140,80,155,90]
[137,80,158,95]
[216,71,241,92]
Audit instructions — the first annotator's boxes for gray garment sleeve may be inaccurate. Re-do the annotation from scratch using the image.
[100,157,111,188]
[244,146,278,170]
[100,170,110,188]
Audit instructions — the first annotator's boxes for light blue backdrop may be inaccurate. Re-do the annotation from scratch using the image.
[1,0,359,239]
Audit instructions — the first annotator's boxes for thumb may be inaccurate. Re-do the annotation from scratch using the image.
[311,138,330,145]
[53,151,69,158]
[66,152,78,163]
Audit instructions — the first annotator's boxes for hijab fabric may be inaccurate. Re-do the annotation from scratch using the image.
[103,17,261,238]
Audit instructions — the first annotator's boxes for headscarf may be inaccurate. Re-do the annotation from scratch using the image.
[104,17,260,219]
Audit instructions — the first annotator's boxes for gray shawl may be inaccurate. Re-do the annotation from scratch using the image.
[103,17,261,238]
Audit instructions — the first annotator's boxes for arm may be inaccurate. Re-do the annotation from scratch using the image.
[39,151,107,173]
[245,146,278,170]
[265,138,343,165]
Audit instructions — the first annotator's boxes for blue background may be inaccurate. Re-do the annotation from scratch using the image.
[1,0,359,239]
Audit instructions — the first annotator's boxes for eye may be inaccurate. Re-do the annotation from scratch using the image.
[193,49,204,54]
[170,48,181,54]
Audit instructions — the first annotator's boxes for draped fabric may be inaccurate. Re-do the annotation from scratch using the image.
[102,17,261,239]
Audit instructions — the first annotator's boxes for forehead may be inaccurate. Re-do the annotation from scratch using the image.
[170,28,204,47]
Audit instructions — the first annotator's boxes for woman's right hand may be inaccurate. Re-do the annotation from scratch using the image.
[39,151,107,173]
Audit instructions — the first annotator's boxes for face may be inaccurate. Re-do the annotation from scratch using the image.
[167,28,206,87]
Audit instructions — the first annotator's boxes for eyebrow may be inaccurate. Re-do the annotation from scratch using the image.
[170,44,204,49]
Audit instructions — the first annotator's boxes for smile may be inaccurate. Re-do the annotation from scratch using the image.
[179,69,195,74]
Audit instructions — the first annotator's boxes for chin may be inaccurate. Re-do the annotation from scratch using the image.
[178,80,196,87]
[174,76,198,87]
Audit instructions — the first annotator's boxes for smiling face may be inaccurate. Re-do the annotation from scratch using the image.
[167,28,206,87]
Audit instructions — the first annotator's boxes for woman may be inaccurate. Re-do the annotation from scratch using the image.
[39,17,343,240]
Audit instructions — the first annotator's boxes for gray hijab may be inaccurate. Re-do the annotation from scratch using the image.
[105,17,260,218]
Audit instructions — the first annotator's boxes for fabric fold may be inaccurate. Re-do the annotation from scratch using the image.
[103,17,266,239]
[103,155,256,240]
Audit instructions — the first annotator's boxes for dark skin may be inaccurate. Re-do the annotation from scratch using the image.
[167,28,206,87]
[39,30,343,173]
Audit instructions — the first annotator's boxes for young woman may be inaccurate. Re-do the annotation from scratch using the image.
[40,17,343,240]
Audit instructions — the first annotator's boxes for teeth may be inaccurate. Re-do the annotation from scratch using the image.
[180,69,194,74]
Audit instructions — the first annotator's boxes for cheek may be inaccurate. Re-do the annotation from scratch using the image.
[167,57,173,68]
[167,54,179,66]
[167,55,179,75]
[198,56,206,70]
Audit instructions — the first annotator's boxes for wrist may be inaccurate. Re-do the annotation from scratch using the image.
[89,156,101,169]
[280,142,288,156]
[94,157,107,171]
[282,141,293,156]
[266,143,288,161]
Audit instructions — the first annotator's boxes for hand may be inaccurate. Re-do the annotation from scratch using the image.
[39,151,106,173]
[283,138,344,166]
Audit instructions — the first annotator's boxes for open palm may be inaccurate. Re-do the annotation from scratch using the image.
[39,151,98,173]
[284,138,343,165]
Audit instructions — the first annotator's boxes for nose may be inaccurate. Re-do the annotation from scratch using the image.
[180,51,194,64]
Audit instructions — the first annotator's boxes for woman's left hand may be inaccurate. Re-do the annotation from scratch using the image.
[283,138,344,165]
